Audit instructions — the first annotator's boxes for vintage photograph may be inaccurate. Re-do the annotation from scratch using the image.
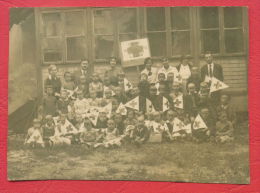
[8,7,249,183]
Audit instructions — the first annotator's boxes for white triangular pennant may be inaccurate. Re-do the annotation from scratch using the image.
[173,118,185,133]
[193,114,207,130]
[210,77,229,93]
[116,103,127,115]
[146,98,155,113]
[125,96,139,111]
[162,97,170,112]
[173,94,183,109]
[103,102,112,118]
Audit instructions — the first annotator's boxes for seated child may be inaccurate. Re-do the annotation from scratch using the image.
[62,71,76,91]
[57,89,70,114]
[79,118,99,147]
[114,113,125,135]
[162,110,176,142]
[215,112,234,143]
[129,115,150,146]
[86,90,101,107]
[124,109,138,128]
[89,73,103,98]
[94,119,122,148]
[113,86,127,104]
[74,89,87,116]
[42,115,55,147]
[24,118,44,148]
[42,85,57,116]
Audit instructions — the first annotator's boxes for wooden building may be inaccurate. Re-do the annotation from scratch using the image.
[9,7,248,129]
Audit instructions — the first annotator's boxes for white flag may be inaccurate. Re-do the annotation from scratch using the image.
[210,77,229,93]
[184,123,192,134]
[174,73,182,83]
[116,103,127,115]
[124,78,133,92]
[162,96,170,112]
[173,94,183,109]
[125,96,139,111]
[193,114,207,130]
[204,75,211,83]
[103,102,112,118]
[173,118,185,133]
[146,98,155,113]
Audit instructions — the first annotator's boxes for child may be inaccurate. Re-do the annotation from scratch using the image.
[185,82,200,119]
[162,110,176,142]
[86,90,101,107]
[113,86,127,104]
[42,85,57,116]
[138,73,150,99]
[77,75,89,98]
[89,73,103,98]
[62,71,76,91]
[129,115,150,146]
[96,111,108,129]
[114,113,125,135]
[124,109,137,128]
[150,111,167,134]
[42,115,55,147]
[24,118,45,148]
[215,112,234,143]
[57,89,70,114]
[79,118,99,147]
[74,90,87,116]
[95,119,122,148]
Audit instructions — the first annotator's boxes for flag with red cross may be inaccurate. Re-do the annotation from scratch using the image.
[210,77,229,93]
[116,103,127,115]
[124,78,133,92]
[173,94,183,109]
[125,96,139,111]
[103,102,112,118]
[146,98,155,113]
[173,118,185,133]
[174,73,182,83]
[193,114,207,130]
[163,96,170,112]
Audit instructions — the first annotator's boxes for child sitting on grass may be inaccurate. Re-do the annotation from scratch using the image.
[215,112,234,143]
[79,118,100,147]
[42,115,55,147]
[24,118,45,148]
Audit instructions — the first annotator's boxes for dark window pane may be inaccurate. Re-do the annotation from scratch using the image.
[200,7,219,29]
[118,8,137,33]
[65,11,84,36]
[95,35,114,59]
[119,34,137,42]
[147,32,166,56]
[225,29,244,53]
[147,7,165,31]
[172,31,191,55]
[67,37,86,61]
[42,38,63,62]
[42,12,62,37]
[224,7,243,28]
[171,7,190,30]
[201,30,220,53]
[94,9,113,35]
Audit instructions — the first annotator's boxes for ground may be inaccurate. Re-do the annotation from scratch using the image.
[8,122,249,184]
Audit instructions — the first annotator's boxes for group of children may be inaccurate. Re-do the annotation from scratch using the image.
[24,57,236,148]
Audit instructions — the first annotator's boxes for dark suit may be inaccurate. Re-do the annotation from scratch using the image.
[73,69,90,85]
[44,76,61,95]
[201,63,224,82]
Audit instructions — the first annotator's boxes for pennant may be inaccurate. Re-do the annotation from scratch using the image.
[193,114,207,130]
[173,118,185,133]
[173,94,183,109]
[184,123,192,134]
[210,77,229,93]
[124,78,133,92]
[162,97,170,112]
[204,75,211,83]
[125,96,139,111]
[116,103,127,115]
[103,102,112,118]
[174,73,182,83]
[104,86,115,96]
[86,107,100,126]
[146,98,155,113]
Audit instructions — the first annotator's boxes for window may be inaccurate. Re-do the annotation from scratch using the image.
[93,8,115,59]
[223,7,244,53]
[41,12,63,62]
[170,7,191,56]
[65,11,86,61]
[146,7,167,57]
[200,7,220,54]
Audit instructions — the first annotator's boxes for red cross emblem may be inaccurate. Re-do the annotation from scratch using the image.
[176,122,184,129]
[214,81,222,89]
[174,99,181,107]
[127,42,144,58]
[194,121,200,128]
[118,107,126,114]
[126,82,132,89]
[176,74,182,82]
[164,101,169,108]
[129,100,137,108]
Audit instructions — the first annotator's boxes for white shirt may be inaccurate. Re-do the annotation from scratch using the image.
[157,66,178,79]
[179,64,191,80]
[141,67,158,83]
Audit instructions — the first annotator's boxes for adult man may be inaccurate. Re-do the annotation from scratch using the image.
[44,64,61,96]
[201,52,224,82]
[200,52,224,104]
[157,57,178,80]
[141,57,157,84]
[73,59,90,85]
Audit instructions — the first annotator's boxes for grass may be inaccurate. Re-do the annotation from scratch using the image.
[7,123,249,184]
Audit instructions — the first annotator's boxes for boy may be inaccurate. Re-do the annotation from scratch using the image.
[74,89,87,116]
[57,89,70,114]
[185,82,200,119]
[42,115,55,147]
[79,118,99,147]
[42,85,57,116]
[113,86,127,104]
[89,73,103,98]
[86,90,101,107]
[114,113,125,135]
[62,71,76,91]
[24,118,45,148]
[215,112,234,143]
[138,73,150,99]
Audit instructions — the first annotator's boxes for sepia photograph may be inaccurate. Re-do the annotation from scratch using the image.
[8,6,249,183]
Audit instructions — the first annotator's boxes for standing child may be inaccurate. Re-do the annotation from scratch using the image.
[62,71,76,91]
[42,85,57,117]
[89,73,103,98]
[57,89,70,114]
[24,119,45,148]
[138,73,150,99]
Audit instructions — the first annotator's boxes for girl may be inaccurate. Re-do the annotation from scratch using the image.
[24,119,45,148]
